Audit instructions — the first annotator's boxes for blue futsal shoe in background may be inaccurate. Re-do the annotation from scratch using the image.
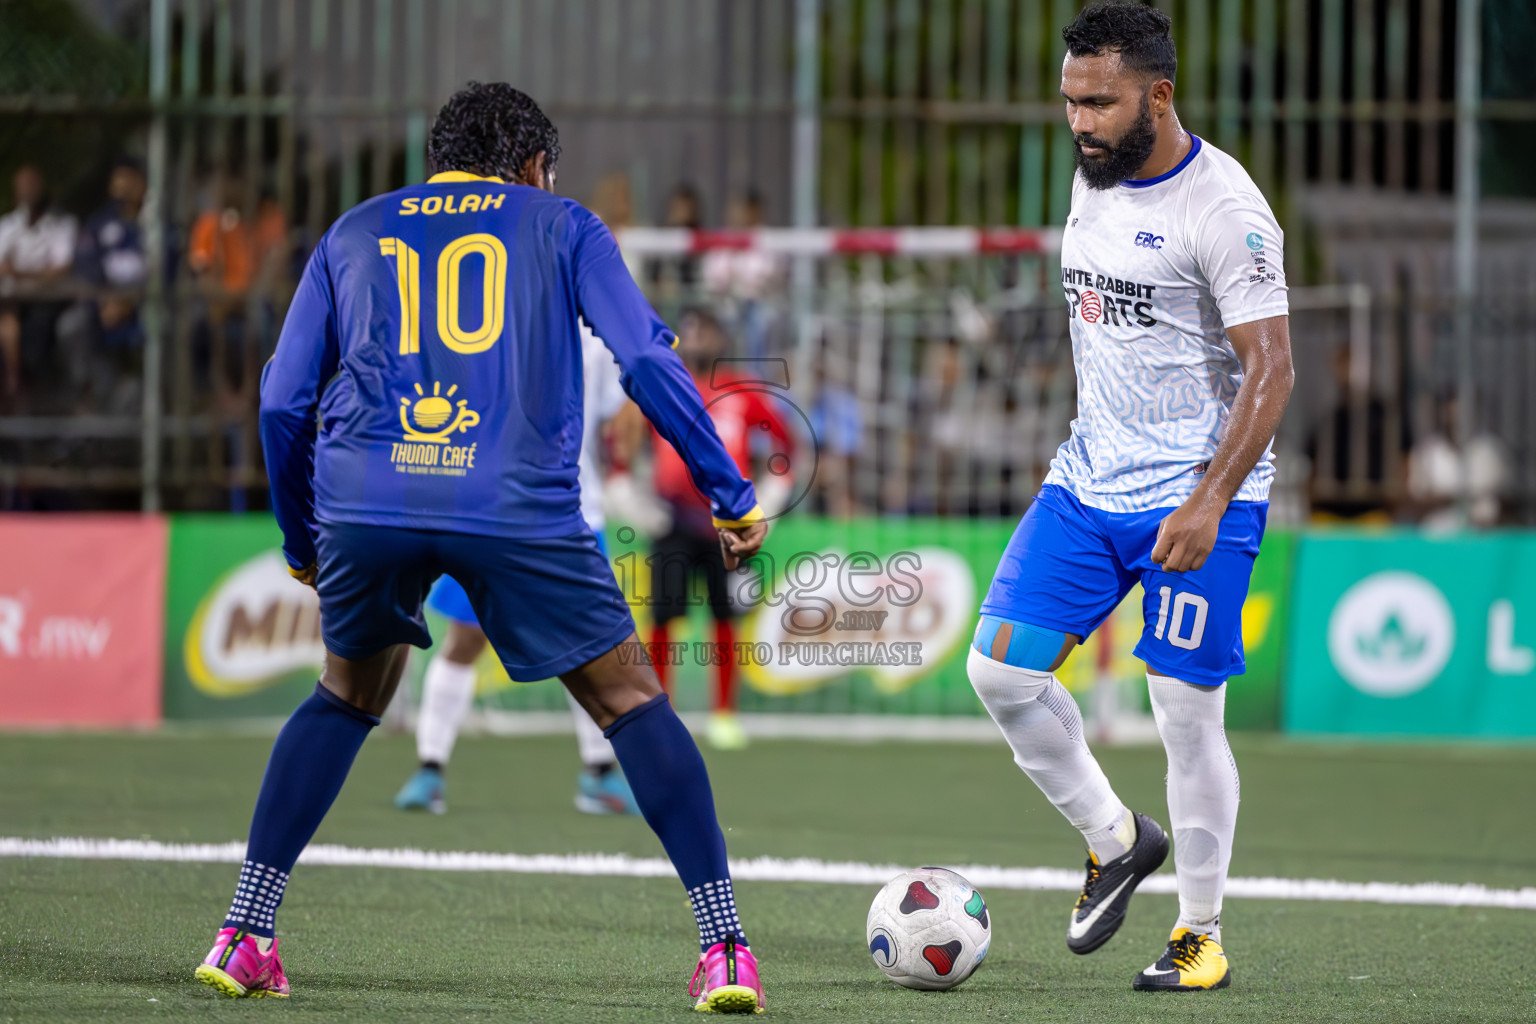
[574,767,641,816]
[394,766,446,815]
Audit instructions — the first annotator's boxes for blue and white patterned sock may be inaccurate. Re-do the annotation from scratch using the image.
[223,860,290,936]
[688,879,748,950]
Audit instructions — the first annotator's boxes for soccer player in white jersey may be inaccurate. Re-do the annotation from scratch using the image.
[967,1,1293,992]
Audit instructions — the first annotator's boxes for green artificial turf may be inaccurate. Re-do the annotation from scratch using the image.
[2,732,1534,1022]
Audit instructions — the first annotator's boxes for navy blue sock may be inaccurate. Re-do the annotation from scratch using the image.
[222,683,378,938]
[604,694,746,951]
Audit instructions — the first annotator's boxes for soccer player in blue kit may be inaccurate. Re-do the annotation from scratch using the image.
[195,83,769,1014]
[967,3,1293,992]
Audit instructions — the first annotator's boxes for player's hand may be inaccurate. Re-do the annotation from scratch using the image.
[288,562,318,589]
[1150,499,1222,574]
[718,521,768,571]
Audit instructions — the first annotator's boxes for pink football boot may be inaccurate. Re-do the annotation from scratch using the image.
[194,928,291,998]
[689,935,764,1014]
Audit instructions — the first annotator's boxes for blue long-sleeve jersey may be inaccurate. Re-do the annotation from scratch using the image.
[259,171,758,571]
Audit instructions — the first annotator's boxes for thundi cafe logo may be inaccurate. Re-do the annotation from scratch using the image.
[400,380,479,442]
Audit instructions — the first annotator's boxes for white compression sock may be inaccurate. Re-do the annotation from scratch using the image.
[1147,672,1239,940]
[968,648,1133,861]
[565,689,616,767]
[416,656,478,766]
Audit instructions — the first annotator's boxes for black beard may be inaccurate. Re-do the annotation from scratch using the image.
[1073,99,1159,190]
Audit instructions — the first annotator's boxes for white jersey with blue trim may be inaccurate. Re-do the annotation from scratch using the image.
[578,322,628,531]
[1043,134,1288,513]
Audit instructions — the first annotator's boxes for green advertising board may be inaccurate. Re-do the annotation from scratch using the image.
[1284,533,1536,738]
[163,515,325,720]
[1229,528,1294,731]
[161,512,1293,727]
[468,517,1011,717]
[470,519,1295,728]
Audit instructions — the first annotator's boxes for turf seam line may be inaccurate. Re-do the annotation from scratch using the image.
[5,836,1535,911]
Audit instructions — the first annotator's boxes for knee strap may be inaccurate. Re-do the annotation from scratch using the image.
[972,614,1069,672]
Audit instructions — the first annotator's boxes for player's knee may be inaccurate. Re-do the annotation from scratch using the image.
[967,646,1054,708]
[1146,672,1228,744]
[971,614,1070,672]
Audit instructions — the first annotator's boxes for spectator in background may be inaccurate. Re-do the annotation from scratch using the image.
[923,337,968,516]
[1406,392,1509,531]
[665,181,702,231]
[808,348,863,518]
[653,182,702,293]
[703,189,783,359]
[588,171,644,282]
[187,177,288,409]
[188,178,288,303]
[58,159,148,411]
[0,164,78,404]
[1305,345,1401,522]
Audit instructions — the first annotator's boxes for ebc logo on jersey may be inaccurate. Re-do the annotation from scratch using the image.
[1133,231,1164,250]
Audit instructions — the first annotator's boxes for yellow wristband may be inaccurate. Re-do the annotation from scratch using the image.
[712,504,765,529]
[288,563,314,579]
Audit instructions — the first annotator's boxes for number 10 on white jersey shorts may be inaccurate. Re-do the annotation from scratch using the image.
[980,484,1267,686]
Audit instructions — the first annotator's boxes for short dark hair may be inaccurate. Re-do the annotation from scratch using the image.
[427,82,561,184]
[1062,1,1177,84]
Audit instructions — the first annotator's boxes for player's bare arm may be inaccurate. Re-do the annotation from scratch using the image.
[1151,314,1294,573]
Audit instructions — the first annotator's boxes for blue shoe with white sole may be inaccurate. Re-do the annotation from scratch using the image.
[394,766,446,814]
[574,767,641,816]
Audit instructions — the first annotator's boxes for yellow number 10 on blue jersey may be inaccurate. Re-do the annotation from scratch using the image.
[379,233,508,355]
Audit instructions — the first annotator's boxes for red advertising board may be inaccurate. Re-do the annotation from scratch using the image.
[0,515,166,726]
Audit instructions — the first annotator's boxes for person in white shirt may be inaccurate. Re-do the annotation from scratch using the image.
[702,191,783,359]
[0,164,78,400]
[1407,393,1509,531]
[966,1,1293,992]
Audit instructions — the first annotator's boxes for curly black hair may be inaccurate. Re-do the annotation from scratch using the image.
[426,82,561,185]
[1062,1,1177,84]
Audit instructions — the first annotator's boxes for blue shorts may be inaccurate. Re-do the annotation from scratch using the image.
[980,485,1267,686]
[426,532,609,625]
[316,522,632,681]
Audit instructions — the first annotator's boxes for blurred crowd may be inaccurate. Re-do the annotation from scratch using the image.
[1306,343,1512,531]
[1,161,146,413]
[0,160,291,420]
[0,161,1514,528]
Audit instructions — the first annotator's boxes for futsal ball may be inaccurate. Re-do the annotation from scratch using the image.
[866,867,991,990]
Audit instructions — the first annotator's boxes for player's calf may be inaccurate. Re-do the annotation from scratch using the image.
[967,624,1169,953]
[562,636,763,1010]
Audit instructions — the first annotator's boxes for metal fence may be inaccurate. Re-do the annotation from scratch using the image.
[625,232,1400,525]
[0,0,1532,521]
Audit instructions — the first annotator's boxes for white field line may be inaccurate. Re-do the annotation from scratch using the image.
[4,836,1535,912]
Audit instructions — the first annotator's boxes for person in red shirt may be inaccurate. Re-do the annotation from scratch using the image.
[648,309,794,750]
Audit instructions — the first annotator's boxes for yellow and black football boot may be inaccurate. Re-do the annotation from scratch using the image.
[1132,927,1232,991]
